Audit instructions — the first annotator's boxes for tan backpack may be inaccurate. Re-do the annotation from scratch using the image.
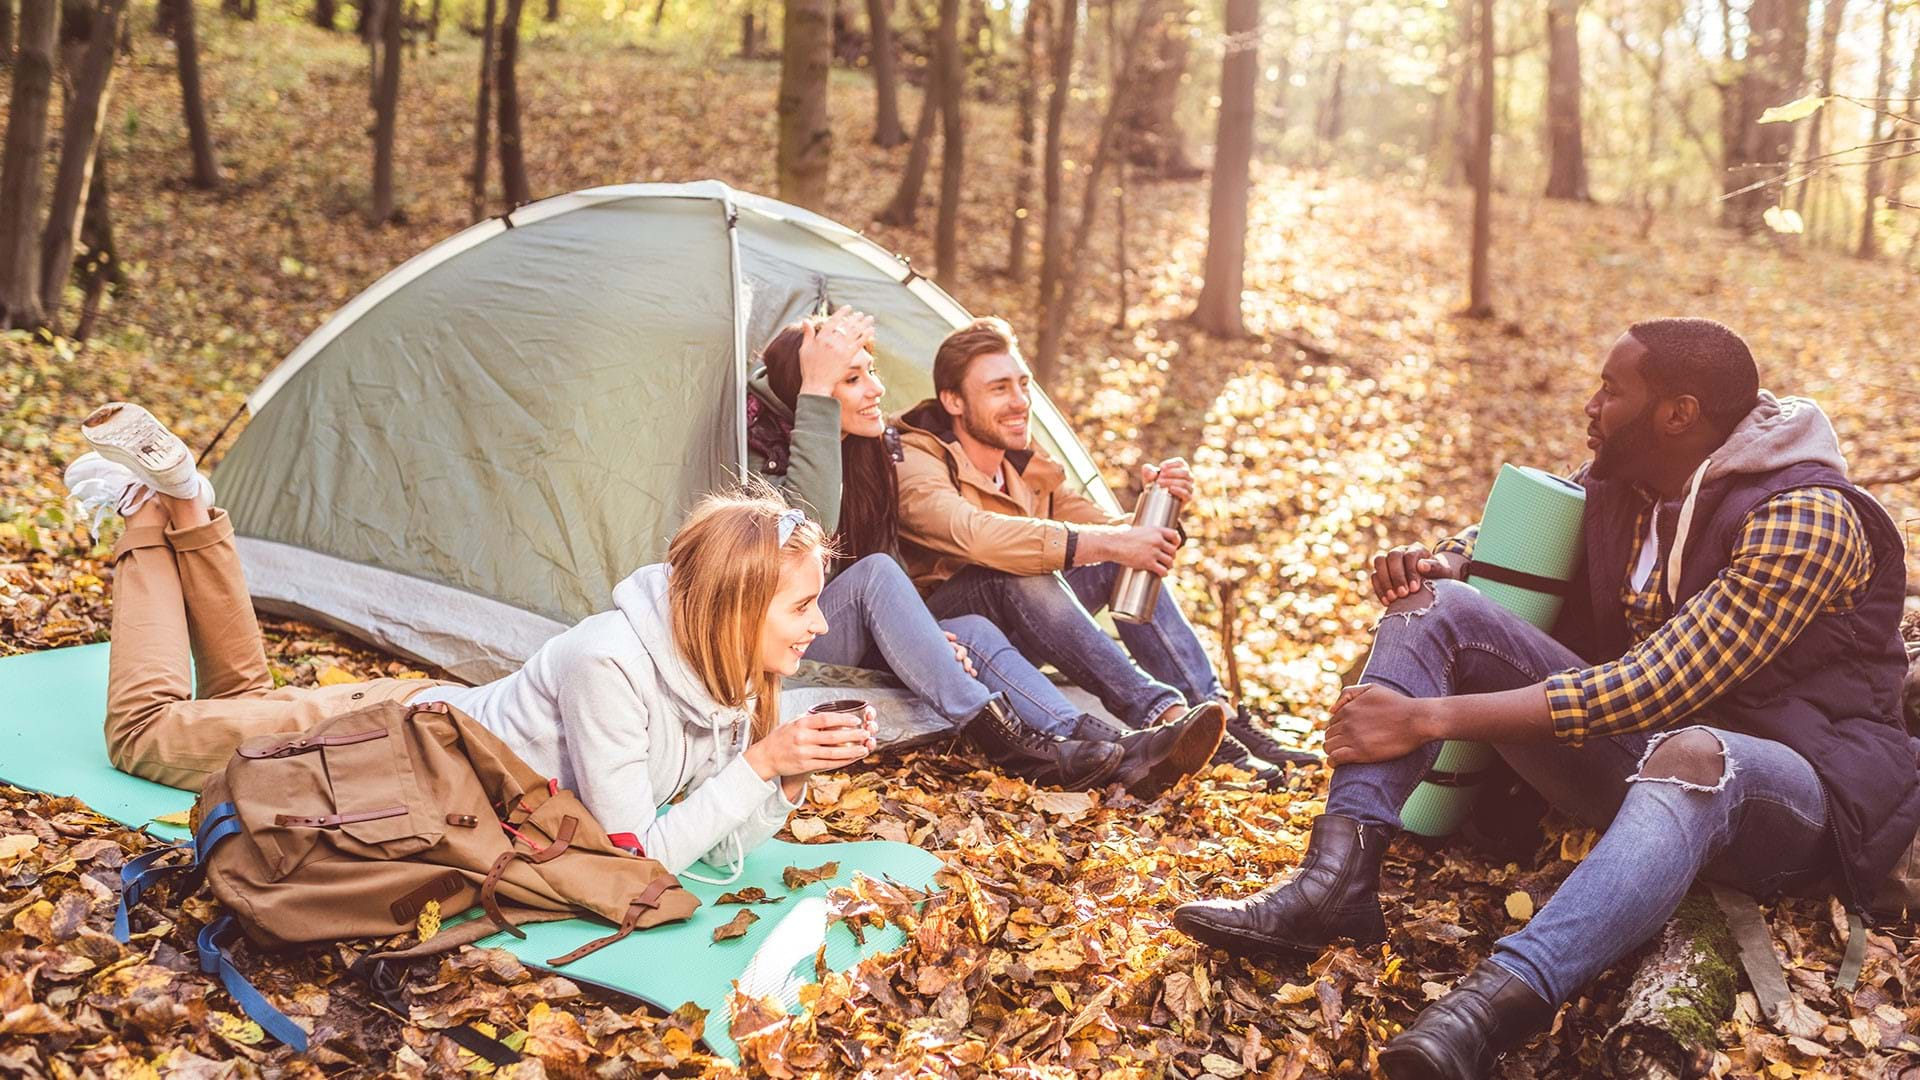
[116,699,700,1054]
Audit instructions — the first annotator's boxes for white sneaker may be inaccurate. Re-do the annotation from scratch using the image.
[62,451,213,533]
[80,403,201,499]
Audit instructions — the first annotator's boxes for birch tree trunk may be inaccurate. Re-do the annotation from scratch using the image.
[776,0,833,210]
[876,44,939,226]
[0,0,58,329]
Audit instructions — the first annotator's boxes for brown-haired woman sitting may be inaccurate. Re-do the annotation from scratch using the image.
[745,308,1225,798]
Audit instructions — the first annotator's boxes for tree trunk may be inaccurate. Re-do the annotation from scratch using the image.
[220,0,238,16]
[469,0,496,221]
[1034,0,1166,384]
[866,0,905,147]
[1447,0,1477,186]
[1465,0,1494,318]
[495,0,529,205]
[39,0,126,326]
[1192,0,1258,339]
[1794,0,1847,215]
[428,0,440,42]
[1006,0,1043,280]
[0,0,57,330]
[1722,0,1810,233]
[1858,0,1897,258]
[1603,892,1739,1080]
[932,0,963,282]
[739,6,759,57]
[1543,0,1589,200]
[777,0,832,209]
[544,0,556,21]
[1,0,14,61]
[875,48,939,225]
[368,0,402,224]
[312,0,334,28]
[1317,12,1350,146]
[171,0,222,188]
[1108,0,1126,326]
[72,155,120,342]
[1119,0,1202,177]
[1036,0,1078,334]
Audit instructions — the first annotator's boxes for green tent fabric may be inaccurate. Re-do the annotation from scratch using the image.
[0,644,944,1063]
[211,182,1117,688]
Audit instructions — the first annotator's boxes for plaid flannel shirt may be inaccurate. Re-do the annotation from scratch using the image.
[1433,486,1875,745]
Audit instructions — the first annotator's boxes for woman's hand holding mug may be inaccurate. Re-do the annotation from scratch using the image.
[746,699,876,788]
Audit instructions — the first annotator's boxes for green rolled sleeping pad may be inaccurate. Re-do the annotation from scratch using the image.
[1397,464,1587,837]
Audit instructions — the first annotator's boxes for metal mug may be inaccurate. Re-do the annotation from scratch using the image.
[808,698,870,716]
[1109,484,1178,624]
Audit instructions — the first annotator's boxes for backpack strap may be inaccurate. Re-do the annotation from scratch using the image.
[354,954,523,1067]
[198,914,310,1051]
[477,815,580,937]
[114,801,243,943]
[546,876,677,966]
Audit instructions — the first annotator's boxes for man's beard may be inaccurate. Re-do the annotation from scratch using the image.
[1589,405,1660,480]
[959,407,1029,452]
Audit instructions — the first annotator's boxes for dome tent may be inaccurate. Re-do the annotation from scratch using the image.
[213,181,1117,696]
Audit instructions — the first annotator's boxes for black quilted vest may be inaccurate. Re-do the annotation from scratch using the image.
[1553,461,1920,911]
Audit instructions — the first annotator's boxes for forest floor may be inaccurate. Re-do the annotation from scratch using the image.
[2,9,1919,1079]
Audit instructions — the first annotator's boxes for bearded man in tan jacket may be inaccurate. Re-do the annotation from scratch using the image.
[893,318,1317,788]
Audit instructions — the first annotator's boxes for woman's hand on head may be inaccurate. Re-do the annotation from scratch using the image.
[797,309,876,398]
[744,706,876,781]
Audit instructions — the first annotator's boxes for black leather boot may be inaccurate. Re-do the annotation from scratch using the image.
[1377,962,1554,1080]
[1172,813,1393,955]
[1108,701,1227,800]
[960,695,1123,791]
[1209,731,1289,790]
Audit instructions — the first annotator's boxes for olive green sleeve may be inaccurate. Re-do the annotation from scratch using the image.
[761,394,844,534]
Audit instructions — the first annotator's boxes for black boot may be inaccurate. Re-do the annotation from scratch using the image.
[1208,731,1289,791]
[1106,701,1227,801]
[960,695,1122,791]
[1377,962,1554,1080]
[1226,707,1322,769]
[1172,813,1393,955]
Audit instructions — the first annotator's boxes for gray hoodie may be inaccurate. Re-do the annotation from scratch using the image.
[412,564,800,878]
[1657,390,1851,606]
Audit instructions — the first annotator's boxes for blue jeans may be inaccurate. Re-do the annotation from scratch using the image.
[804,555,1084,737]
[1329,579,1830,1007]
[924,563,1213,727]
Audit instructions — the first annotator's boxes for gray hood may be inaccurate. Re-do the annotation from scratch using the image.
[1659,391,1850,605]
[611,564,751,732]
[1701,391,1848,484]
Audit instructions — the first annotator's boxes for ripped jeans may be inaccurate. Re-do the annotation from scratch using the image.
[1327,579,1830,1007]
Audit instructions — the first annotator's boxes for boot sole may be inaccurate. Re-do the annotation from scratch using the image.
[1375,1045,1449,1080]
[1171,911,1333,959]
[1129,703,1226,801]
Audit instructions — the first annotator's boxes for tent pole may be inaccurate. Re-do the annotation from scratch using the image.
[199,402,249,465]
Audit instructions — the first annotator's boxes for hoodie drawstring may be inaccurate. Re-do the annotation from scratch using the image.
[1664,457,1712,609]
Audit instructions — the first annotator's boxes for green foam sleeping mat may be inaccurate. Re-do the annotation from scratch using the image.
[0,643,945,1062]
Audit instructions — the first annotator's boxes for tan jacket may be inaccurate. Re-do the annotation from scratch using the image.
[894,399,1127,593]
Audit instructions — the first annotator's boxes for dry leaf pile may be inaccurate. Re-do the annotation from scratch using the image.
[1,10,1917,1077]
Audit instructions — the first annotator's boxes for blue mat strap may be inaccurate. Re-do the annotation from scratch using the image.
[198,915,309,1052]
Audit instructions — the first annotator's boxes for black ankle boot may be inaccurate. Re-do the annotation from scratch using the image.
[1208,731,1289,791]
[1108,701,1227,800]
[1226,707,1322,769]
[960,695,1122,791]
[1172,813,1393,956]
[1378,962,1554,1080]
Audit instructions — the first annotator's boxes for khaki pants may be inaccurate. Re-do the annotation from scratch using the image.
[107,509,450,792]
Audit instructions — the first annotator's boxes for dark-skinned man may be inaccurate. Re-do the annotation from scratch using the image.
[1173,318,1919,1080]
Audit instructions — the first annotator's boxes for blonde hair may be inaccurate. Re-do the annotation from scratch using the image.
[666,487,829,741]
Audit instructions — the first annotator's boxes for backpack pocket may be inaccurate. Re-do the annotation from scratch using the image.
[233,716,444,879]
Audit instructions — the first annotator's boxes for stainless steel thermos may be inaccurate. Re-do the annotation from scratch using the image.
[1109,483,1178,624]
